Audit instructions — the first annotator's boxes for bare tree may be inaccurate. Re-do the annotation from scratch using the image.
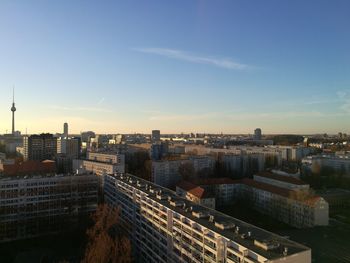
[82,204,132,263]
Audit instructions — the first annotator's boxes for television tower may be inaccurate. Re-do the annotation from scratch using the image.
[11,87,16,135]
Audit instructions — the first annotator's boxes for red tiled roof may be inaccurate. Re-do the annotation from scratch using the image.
[177,181,213,199]
[256,171,307,186]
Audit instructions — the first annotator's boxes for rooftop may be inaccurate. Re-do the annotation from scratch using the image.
[111,173,310,260]
[189,176,321,206]
[0,171,97,181]
[177,181,214,199]
[0,160,56,176]
[78,158,123,165]
[255,171,307,186]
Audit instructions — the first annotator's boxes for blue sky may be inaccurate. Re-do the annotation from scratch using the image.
[0,1,349,134]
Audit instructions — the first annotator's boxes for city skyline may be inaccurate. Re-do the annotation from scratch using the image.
[1,1,350,134]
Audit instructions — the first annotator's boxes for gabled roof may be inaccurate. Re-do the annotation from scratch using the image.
[177,180,214,199]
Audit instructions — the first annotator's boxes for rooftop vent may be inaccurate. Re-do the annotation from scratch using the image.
[241,233,247,239]
[283,247,288,256]
[235,226,240,234]
[209,215,215,223]
[254,240,280,251]
[215,222,235,230]
[192,211,210,219]
[156,192,168,200]
[170,200,185,207]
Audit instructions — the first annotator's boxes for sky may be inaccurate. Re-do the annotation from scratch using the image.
[0,0,349,135]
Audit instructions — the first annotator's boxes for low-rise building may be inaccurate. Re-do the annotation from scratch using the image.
[87,152,125,165]
[253,172,309,191]
[176,181,216,209]
[73,152,125,175]
[73,159,125,176]
[0,160,56,176]
[180,175,328,228]
[302,154,350,176]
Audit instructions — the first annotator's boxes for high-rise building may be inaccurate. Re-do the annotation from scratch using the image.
[152,130,161,142]
[23,133,57,161]
[57,137,80,158]
[104,173,312,263]
[0,172,98,242]
[254,128,262,140]
[63,122,68,137]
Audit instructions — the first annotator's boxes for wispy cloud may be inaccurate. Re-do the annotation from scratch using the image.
[48,105,113,113]
[133,48,249,70]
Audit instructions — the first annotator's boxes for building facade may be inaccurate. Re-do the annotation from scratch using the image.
[104,173,311,263]
[180,176,328,228]
[23,134,57,161]
[302,154,350,176]
[0,172,98,242]
[87,152,125,165]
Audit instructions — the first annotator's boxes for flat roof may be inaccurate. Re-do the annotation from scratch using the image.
[255,171,307,186]
[111,173,310,260]
[0,172,97,181]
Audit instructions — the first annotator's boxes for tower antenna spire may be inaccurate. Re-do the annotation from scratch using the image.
[11,86,17,135]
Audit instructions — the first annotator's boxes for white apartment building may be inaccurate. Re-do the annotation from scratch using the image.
[302,155,350,176]
[57,137,80,158]
[87,152,125,165]
[223,154,265,177]
[73,152,125,176]
[104,173,311,263]
[152,159,188,188]
[73,159,125,176]
[237,179,329,228]
[189,156,216,172]
[152,157,215,188]
[0,172,98,242]
[179,175,328,228]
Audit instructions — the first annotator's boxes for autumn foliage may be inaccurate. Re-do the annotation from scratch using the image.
[82,204,132,263]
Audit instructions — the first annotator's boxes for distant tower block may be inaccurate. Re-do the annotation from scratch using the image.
[11,88,16,135]
[254,128,262,140]
[152,130,161,142]
[63,122,68,137]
